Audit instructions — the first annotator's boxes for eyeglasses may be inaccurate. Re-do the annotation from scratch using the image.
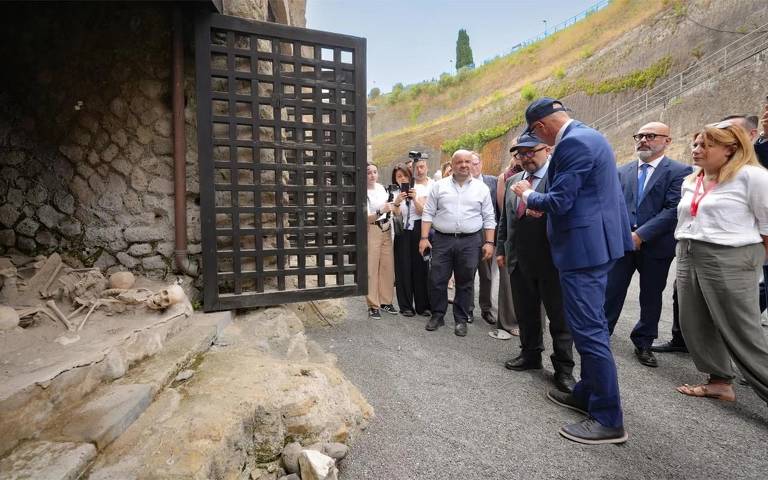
[514,146,547,159]
[632,133,668,142]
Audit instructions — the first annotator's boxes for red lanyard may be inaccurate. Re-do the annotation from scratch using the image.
[690,173,716,217]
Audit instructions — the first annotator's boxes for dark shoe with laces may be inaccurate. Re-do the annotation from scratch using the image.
[559,417,628,445]
[481,311,495,325]
[504,355,542,371]
[635,348,658,368]
[420,309,432,317]
[553,372,576,394]
[401,309,415,317]
[650,340,688,353]
[454,322,467,337]
[368,308,381,320]
[546,389,587,415]
[380,304,398,315]
[425,316,444,331]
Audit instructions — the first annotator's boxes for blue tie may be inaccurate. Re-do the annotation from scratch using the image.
[637,163,650,208]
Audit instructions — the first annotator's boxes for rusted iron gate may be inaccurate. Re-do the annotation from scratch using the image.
[195,12,367,311]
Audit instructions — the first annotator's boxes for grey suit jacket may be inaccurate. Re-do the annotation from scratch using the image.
[495,169,550,271]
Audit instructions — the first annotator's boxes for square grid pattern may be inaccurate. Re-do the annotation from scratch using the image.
[196,14,367,310]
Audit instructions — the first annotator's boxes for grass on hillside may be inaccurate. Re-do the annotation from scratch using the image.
[370,0,676,166]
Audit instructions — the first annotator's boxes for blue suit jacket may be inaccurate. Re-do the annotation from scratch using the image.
[526,121,633,271]
[618,156,692,258]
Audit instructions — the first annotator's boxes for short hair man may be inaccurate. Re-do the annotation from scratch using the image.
[497,132,575,393]
[511,98,633,444]
[419,150,496,336]
[603,122,692,368]
[720,113,768,167]
[469,151,500,325]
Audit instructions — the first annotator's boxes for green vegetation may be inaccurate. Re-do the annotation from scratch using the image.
[441,117,522,154]
[578,56,672,95]
[520,83,537,101]
[368,87,381,99]
[580,47,594,59]
[554,67,567,80]
[456,29,474,70]
[409,104,423,124]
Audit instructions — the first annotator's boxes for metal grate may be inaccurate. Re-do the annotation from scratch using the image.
[195,12,367,311]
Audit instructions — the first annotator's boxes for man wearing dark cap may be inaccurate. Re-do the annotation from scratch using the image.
[511,98,633,445]
[497,133,575,393]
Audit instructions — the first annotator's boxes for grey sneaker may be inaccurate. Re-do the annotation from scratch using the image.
[380,304,398,315]
[368,308,381,319]
[559,417,628,445]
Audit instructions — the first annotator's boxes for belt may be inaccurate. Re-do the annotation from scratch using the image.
[434,230,481,238]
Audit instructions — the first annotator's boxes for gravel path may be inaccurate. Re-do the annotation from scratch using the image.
[308,265,768,480]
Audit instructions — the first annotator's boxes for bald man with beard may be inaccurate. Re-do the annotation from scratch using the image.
[604,122,692,368]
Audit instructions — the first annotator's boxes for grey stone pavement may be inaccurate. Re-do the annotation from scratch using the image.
[308,263,768,480]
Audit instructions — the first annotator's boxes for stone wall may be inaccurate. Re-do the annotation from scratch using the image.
[0,1,305,292]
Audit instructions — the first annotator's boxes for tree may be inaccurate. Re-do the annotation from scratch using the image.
[368,87,381,99]
[455,29,474,70]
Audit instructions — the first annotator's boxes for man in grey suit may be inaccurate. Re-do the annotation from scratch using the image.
[496,133,575,393]
[469,152,499,325]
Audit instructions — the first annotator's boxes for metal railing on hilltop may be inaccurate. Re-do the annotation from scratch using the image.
[591,21,768,132]
[506,0,611,54]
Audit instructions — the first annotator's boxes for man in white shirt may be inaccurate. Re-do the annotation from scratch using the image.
[604,122,692,368]
[419,150,496,336]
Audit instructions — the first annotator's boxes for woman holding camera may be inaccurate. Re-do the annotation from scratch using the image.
[675,121,768,403]
[392,162,431,317]
[366,162,397,319]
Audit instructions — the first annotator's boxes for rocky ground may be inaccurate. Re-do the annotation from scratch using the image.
[309,265,768,480]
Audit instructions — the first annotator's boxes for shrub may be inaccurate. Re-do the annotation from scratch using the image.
[368,87,381,99]
[521,83,537,101]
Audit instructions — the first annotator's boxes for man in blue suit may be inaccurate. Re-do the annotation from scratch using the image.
[604,122,692,368]
[511,98,633,445]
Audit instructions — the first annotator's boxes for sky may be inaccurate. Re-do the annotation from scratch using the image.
[306,0,603,93]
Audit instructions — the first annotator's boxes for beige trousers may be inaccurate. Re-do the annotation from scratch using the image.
[677,239,768,402]
[367,223,395,308]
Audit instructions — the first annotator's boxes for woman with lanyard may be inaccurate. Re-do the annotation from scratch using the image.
[675,121,768,403]
[366,162,397,320]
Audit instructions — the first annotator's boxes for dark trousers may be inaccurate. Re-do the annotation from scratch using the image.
[394,220,431,314]
[429,232,482,324]
[509,262,574,374]
[470,257,493,316]
[560,260,623,429]
[605,251,673,349]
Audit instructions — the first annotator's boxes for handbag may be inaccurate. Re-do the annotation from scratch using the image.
[391,214,405,236]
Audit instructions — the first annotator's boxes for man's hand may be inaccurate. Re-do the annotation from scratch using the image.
[496,255,505,268]
[525,208,543,218]
[418,238,431,256]
[511,180,532,197]
[481,243,494,261]
[632,232,643,250]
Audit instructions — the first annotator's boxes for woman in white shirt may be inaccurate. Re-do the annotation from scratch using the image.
[675,121,768,404]
[366,163,397,319]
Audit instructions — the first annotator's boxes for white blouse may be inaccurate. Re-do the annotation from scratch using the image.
[367,183,389,216]
[675,165,768,247]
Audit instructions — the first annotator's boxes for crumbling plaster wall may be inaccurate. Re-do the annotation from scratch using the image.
[0,1,305,290]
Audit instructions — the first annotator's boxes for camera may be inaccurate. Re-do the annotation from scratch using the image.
[408,150,429,160]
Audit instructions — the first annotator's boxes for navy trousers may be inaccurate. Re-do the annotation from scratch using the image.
[604,251,673,349]
[560,260,623,429]
[429,232,482,324]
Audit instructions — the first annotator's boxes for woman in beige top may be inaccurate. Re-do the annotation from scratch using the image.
[674,121,768,403]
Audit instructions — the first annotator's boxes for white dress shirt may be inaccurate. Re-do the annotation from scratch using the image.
[422,175,496,234]
[675,165,768,247]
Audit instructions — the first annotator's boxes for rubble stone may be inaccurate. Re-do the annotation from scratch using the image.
[0,204,20,227]
[124,226,164,243]
[37,205,65,229]
[128,243,153,256]
[16,218,40,237]
[116,252,140,269]
[16,235,36,253]
[141,255,167,271]
[0,229,15,247]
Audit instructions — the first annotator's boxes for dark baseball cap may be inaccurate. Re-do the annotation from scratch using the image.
[523,97,570,134]
[509,132,544,152]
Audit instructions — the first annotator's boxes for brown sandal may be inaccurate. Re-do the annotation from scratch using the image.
[676,383,736,402]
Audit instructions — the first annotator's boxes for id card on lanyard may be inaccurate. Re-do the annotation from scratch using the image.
[690,173,716,217]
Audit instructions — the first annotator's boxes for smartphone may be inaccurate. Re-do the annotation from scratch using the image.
[399,182,410,193]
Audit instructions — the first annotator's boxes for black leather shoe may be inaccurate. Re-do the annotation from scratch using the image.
[546,389,587,415]
[553,372,576,394]
[559,417,628,445]
[425,316,444,331]
[401,310,415,318]
[635,348,658,368]
[481,311,496,325]
[454,322,467,337]
[504,355,543,371]
[420,310,432,317]
[650,340,688,353]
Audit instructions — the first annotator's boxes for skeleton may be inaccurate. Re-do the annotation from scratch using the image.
[145,284,187,310]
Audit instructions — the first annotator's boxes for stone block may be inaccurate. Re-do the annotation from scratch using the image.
[111,129,128,148]
[153,118,172,138]
[87,150,100,165]
[79,113,100,134]
[58,219,82,238]
[130,168,148,191]
[123,190,142,214]
[38,205,65,229]
[156,241,174,258]
[0,204,20,228]
[59,145,84,163]
[28,183,48,206]
[101,143,119,163]
[126,141,145,162]
[148,177,174,194]
[109,97,127,118]
[35,229,58,249]
[16,218,40,237]
[152,138,173,155]
[124,226,165,243]
[7,188,23,207]
[0,229,15,247]
[139,80,164,100]
[112,157,133,176]
[73,128,92,147]
[97,191,124,213]
[76,162,95,180]
[16,235,36,253]
[53,158,75,182]
[116,252,140,269]
[54,192,76,215]
[136,125,153,145]
[93,131,110,152]
[141,255,167,271]
[128,243,153,256]
[70,176,93,205]
[93,251,117,270]
[0,441,96,480]
[3,150,26,166]
[60,384,153,449]
[88,174,107,195]
[298,450,338,480]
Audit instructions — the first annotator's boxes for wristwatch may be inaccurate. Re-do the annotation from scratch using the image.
[484,241,495,246]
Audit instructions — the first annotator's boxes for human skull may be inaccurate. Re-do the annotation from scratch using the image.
[109,271,136,290]
[145,284,187,310]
